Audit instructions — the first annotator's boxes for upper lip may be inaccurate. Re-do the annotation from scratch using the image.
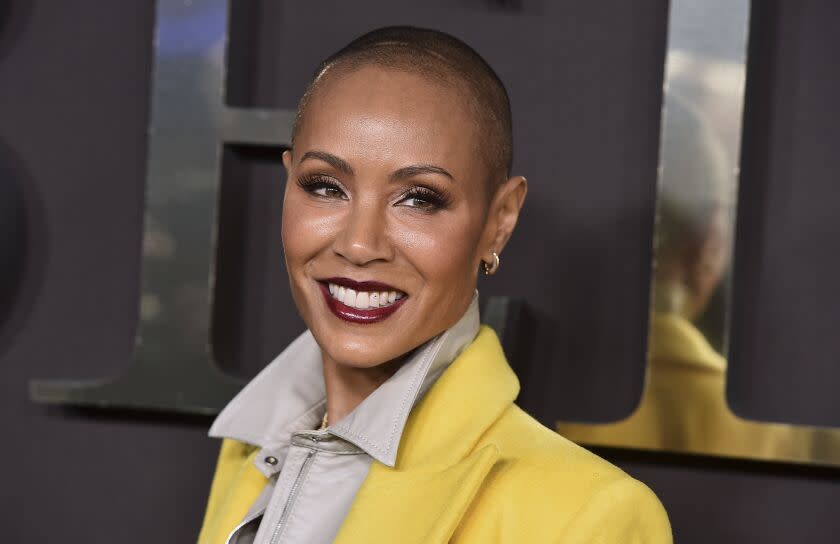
[319,276,405,294]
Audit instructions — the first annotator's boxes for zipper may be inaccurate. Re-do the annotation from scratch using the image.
[269,449,316,544]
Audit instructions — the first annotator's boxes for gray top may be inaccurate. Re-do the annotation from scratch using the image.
[208,293,481,544]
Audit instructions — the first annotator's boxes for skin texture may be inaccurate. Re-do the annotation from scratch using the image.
[281,65,527,423]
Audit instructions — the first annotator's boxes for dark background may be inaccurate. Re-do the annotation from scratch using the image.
[1,1,838,542]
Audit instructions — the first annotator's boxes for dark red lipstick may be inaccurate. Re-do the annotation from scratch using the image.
[318,277,408,324]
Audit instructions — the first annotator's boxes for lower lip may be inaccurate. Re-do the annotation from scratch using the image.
[318,282,408,324]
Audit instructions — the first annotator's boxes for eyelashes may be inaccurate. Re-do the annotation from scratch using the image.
[296,174,451,212]
[399,185,451,210]
[297,174,348,200]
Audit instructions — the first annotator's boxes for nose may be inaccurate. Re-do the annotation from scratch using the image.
[332,197,394,266]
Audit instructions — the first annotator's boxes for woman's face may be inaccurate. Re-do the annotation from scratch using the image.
[281,65,499,368]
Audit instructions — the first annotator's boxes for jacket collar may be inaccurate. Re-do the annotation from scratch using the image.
[208,293,480,468]
[334,325,520,543]
[393,323,520,469]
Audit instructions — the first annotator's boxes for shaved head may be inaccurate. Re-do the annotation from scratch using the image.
[292,26,513,186]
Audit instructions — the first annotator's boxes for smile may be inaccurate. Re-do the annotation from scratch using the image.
[317,277,408,324]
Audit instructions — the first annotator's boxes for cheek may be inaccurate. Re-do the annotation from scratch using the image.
[281,193,342,269]
[395,211,482,293]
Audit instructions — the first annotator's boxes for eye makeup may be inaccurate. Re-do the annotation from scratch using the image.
[297,174,347,200]
[396,184,452,211]
[296,173,452,212]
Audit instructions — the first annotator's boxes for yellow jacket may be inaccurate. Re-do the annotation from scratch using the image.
[198,326,672,543]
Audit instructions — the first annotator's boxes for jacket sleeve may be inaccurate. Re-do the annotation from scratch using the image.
[555,477,673,544]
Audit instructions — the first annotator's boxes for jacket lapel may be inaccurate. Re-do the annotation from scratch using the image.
[334,326,519,543]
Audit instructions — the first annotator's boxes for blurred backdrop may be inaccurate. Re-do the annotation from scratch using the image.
[1,1,838,542]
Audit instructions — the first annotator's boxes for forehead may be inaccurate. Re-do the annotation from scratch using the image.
[295,66,481,174]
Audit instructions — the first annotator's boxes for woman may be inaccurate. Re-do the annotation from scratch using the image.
[199,26,671,544]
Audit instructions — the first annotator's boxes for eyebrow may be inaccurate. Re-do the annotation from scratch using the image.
[299,150,454,182]
[390,164,454,183]
[300,150,354,175]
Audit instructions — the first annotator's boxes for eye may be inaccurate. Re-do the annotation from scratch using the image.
[400,196,436,209]
[395,186,449,211]
[312,185,346,199]
[297,175,348,200]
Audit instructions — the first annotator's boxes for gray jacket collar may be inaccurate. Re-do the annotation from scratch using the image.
[209,293,480,467]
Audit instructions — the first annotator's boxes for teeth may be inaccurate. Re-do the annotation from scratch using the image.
[344,288,357,307]
[327,283,404,310]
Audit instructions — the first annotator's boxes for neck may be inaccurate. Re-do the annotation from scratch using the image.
[321,352,404,424]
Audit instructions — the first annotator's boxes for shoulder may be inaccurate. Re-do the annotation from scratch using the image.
[457,405,672,543]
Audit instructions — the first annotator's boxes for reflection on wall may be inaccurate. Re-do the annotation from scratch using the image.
[557,0,840,467]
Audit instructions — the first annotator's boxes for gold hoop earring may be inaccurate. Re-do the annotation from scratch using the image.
[483,252,500,276]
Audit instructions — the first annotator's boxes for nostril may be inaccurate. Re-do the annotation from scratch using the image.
[331,206,395,265]
[333,237,393,266]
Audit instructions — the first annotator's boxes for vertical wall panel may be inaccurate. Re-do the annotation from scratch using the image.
[731,0,840,426]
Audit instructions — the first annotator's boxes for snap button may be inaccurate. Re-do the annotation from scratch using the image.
[264,456,278,465]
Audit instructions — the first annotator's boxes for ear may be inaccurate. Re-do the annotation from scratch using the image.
[281,149,294,195]
[480,175,528,264]
[282,149,293,173]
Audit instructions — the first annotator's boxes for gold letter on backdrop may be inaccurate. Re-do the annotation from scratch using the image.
[557,0,840,467]
[29,0,294,414]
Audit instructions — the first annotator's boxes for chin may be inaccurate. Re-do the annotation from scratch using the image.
[315,330,411,368]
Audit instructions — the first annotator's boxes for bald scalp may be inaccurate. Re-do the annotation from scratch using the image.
[292,26,513,187]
